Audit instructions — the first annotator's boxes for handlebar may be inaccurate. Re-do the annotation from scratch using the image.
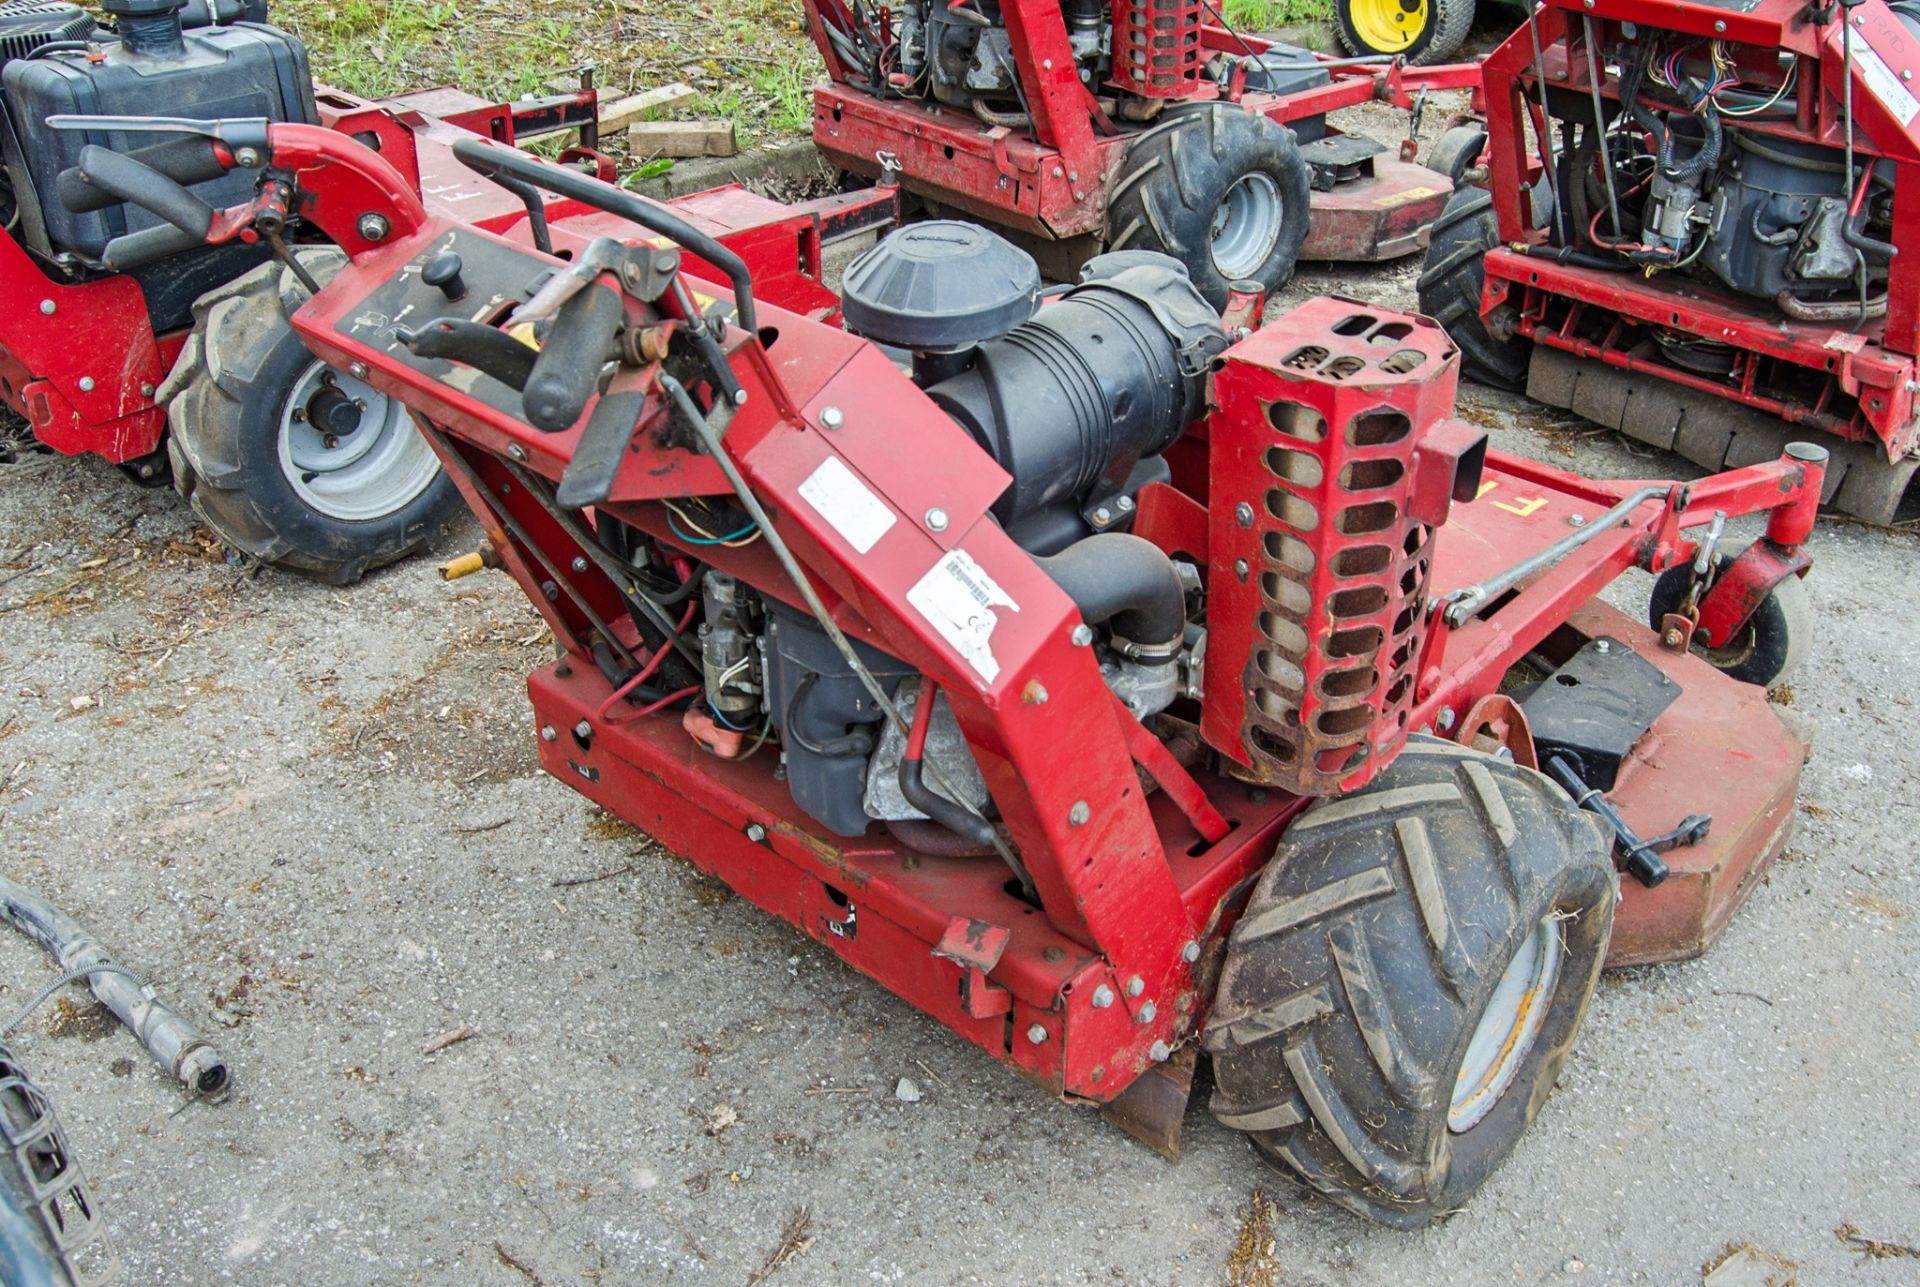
[57,135,228,215]
[66,144,215,239]
[522,282,625,432]
[449,136,759,334]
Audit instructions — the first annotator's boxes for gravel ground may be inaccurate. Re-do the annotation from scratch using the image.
[1,100,1917,1287]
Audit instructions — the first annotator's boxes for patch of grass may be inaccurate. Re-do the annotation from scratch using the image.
[1221,0,1334,30]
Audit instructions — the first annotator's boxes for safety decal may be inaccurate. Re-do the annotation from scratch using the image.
[908,549,1019,683]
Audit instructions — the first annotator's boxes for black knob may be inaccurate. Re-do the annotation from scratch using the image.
[423,252,467,302]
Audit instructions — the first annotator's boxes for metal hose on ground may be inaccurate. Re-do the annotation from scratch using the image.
[0,875,228,1098]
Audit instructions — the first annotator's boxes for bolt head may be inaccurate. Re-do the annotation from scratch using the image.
[1714,17,1725,29]
[1149,1040,1170,1062]
[1181,940,1200,963]
[1136,1001,1157,1023]
[1235,502,1255,528]
[1234,559,1249,581]
[140,382,155,397]
[819,405,844,430]
[1091,985,1115,1009]
[1070,624,1094,647]
[1116,495,1134,513]
[508,443,529,462]
[234,146,261,168]
[925,507,949,532]
[77,376,94,392]
[1026,1023,1048,1044]
[746,822,768,843]
[1437,706,1455,730]
[38,299,53,315]
[1068,800,1090,827]
[1663,629,1683,647]
[349,362,369,379]
[574,720,592,739]
[356,213,391,242]
[1595,639,1612,654]
[540,724,557,742]
[1569,514,1587,527]
[1093,507,1112,525]
[571,556,589,573]
[1125,975,1144,998]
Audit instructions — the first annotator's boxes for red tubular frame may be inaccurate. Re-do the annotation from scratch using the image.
[260,128,1823,1105]
[1477,0,1920,460]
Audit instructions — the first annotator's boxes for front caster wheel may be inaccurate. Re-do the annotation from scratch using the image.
[1205,736,1615,1228]
[162,248,460,585]
[1647,548,1813,690]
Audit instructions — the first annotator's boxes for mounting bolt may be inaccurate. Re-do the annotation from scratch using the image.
[1595,639,1612,654]
[356,213,391,242]
[1137,1001,1157,1023]
[1093,506,1112,525]
[77,376,94,392]
[1116,495,1134,513]
[38,299,53,315]
[1125,975,1144,998]
[1042,58,1053,69]
[1070,624,1093,647]
[1437,706,1456,730]
[1051,166,1064,177]
[1068,800,1090,826]
[1149,1040,1170,1062]
[140,382,155,397]
[1568,514,1587,527]
[1091,985,1115,1009]
[819,405,844,430]
[1906,69,1915,82]
[746,822,768,843]
[349,362,369,379]
[924,507,949,532]
[1234,559,1249,581]
[1663,628,1684,647]
[540,580,558,600]
[1026,1023,1048,1044]
[539,725,557,742]
[570,556,589,573]
[1235,502,1255,528]
[1181,940,1200,963]
[234,146,261,167]
[508,443,529,462]
[1713,17,1726,30]
[574,720,592,740]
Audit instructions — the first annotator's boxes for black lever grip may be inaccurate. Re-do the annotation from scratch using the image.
[99,222,208,272]
[67,145,215,238]
[394,318,538,391]
[58,136,226,215]
[522,282,623,432]
[554,391,649,509]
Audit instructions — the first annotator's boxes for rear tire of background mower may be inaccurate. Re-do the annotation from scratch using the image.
[1426,125,1488,188]
[1647,550,1813,690]
[162,248,459,585]
[1334,0,1475,66]
[1417,186,1529,390]
[1205,737,1615,1228]
[1105,103,1311,311]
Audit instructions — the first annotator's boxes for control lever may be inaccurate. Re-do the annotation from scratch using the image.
[1545,755,1709,888]
[393,317,539,391]
[521,281,625,432]
[66,144,215,241]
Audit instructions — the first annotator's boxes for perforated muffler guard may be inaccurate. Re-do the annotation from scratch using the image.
[1202,297,1464,795]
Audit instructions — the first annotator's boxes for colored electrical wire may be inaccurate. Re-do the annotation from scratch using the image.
[663,498,762,547]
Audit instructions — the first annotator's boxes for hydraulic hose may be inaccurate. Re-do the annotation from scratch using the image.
[0,875,228,1098]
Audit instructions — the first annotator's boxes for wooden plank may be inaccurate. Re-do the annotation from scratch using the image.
[625,120,738,159]
[596,82,697,133]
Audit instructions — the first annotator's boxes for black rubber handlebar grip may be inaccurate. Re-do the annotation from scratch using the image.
[67,145,215,238]
[99,222,208,272]
[58,136,226,215]
[521,283,624,433]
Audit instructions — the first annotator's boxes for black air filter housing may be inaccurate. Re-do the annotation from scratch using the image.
[0,1,95,64]
[840,220,1042,352]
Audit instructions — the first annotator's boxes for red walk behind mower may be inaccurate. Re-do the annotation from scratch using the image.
[804,0,1481,307]
[1420,0,1920,522]
[0,0,874,582]
[74,112,1830,1226]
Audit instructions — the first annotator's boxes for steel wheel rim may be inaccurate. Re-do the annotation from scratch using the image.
[1210,172,1284,282]
[1449,914,1564,1132]
[1349,0,1427,52]
[277,359,438,522]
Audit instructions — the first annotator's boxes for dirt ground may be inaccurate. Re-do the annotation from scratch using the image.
[2,79,1918,1287]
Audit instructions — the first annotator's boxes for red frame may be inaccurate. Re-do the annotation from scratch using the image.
[1477,0,1920,460]
[240,123,1825,1106]
[808,0,1479,246]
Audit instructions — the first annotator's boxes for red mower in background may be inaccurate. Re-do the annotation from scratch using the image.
[65,108,1829,1226]
[803,0,1486,306]
[1419,0,1920,523]
[0,0,888,582]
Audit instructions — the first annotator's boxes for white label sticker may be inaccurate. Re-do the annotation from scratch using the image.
[908,550,1019,683]
[798,455,896,554]
[1857,40,1920,126]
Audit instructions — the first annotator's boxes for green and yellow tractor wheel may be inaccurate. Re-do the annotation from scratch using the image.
[1332,0,1473,65]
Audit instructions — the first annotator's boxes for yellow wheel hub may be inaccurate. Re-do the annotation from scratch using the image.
[1346,0,1428,53]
